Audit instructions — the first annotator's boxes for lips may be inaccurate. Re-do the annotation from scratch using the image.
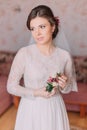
[37,37,44,41]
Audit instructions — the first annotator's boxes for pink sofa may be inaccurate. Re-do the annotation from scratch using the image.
[62,82,87,117]
[0,76,13,115]
[0,51,15,116]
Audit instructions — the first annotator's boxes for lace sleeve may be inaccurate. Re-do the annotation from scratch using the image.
[59,53,78,93]
[7,48,35,99]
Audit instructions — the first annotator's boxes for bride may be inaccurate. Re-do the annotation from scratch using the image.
[7,5,77,130]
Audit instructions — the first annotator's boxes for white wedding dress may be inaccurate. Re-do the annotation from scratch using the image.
[7,44,77,130]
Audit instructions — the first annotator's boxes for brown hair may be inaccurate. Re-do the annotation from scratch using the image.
[26,5,59,39]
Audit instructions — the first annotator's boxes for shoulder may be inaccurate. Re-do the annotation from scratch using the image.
[16,44,35,56]
[56,47,72,60]
[57,47,70,55]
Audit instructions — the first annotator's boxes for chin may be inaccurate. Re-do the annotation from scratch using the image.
[37,41,46,45]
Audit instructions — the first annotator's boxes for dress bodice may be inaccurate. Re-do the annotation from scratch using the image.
[24,44,67,89]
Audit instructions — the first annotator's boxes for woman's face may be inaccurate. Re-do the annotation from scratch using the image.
[30,17,55,45]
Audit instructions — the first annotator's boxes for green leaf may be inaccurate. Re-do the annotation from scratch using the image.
[47,82,53,87]
[46,84,54,92]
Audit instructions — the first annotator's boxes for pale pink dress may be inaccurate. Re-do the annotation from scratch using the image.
[7,44,77,130]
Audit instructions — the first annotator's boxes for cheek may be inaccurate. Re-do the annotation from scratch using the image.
[31,32,36,39]
[47,29,53,37]
[43,29,53,36]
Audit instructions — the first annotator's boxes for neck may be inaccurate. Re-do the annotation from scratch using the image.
[36,42,56,56]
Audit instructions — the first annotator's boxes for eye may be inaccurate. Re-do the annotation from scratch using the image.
[39,25,46,29]
[30,27,35,31]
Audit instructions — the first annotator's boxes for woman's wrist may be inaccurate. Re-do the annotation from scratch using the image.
[59,84,67,91]
[33,89,39,97]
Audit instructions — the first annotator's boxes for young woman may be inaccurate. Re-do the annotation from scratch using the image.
[7,5,77,130]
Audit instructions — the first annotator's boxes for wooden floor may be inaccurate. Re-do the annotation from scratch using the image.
[0,105,87,130]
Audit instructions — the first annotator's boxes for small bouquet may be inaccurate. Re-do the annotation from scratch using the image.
[46,73,61,92]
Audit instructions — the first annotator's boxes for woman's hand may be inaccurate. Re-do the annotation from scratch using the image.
[34,87,52,98]
[58,74,67,90]
[33,74,68,98]
[34,86,59,98]
[47,86,59,97]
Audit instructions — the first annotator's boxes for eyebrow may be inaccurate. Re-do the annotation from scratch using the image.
[30,23,47,28]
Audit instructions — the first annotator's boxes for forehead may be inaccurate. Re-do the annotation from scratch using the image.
[30,17,50,27]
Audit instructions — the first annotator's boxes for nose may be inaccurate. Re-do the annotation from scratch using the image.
[35,28,41,36]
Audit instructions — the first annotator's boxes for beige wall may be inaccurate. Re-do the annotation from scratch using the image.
[0,0,87,56]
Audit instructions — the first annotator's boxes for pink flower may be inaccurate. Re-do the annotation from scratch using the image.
[46,73,61,92]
